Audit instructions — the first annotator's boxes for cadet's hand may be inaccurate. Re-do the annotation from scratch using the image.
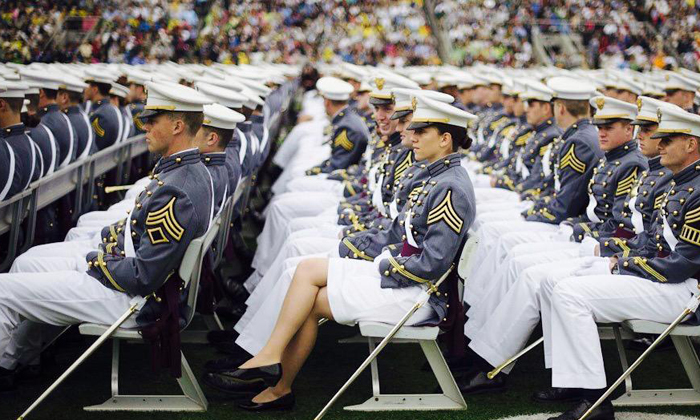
[609,256,619,272]
[489,176,498,188]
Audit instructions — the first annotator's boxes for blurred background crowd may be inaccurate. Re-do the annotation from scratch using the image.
[1,0,699,71]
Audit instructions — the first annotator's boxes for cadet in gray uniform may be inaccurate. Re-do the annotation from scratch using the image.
[83,70,122,150]
[21,71,77,168]
[0,81,42,197]
[541,106,700,420]
[203,97,477,412]
[58,76,95,160]
[306,77,370,175]
[0,82,212,390]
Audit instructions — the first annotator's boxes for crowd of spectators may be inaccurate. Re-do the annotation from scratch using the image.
[0,0,698,70]
[436,0,700,70]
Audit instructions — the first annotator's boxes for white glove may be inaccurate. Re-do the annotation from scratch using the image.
[579,236,600,257]
[574,257,611,276]
[552,224,574,242]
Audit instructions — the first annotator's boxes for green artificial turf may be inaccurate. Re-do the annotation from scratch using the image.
[3,321,699,420]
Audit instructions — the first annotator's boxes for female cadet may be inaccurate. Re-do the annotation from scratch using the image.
[220,97,477,411]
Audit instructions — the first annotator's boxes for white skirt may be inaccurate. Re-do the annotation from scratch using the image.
[327,258,434,326]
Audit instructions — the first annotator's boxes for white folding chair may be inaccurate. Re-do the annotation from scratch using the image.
[343,235,479,412]
[77,211,224,412]
[611,319,700,407]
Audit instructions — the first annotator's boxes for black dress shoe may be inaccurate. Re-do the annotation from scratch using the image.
[223,279,250,303]
[204,355,250,373]
[532,387,584,404]
[202,372,267,395]
[221,363,282,387]
[207,330,240,345]
[0,367,16,392]
[238,392,295,411]
[457,370,506,395]
[547,399,615,420]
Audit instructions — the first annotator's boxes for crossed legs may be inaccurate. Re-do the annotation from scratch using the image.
[239,257,332,403]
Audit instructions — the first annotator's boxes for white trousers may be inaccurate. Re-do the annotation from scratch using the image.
[10,239,96,273]
[465,243,582,338]
[468,257,591,375]
[0,271,138,368]
[547,275,697,389]
[465,221,558,306]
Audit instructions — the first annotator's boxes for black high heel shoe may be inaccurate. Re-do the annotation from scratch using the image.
[238,392,295,412]
[222,363,282,387]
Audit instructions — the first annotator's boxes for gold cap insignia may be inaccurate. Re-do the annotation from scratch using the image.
[411,97,418,111]
[665,74,670,81]
[375,78,385,91]
[657,108,663,122]
[636,97,642,112]
[595,97,605,110]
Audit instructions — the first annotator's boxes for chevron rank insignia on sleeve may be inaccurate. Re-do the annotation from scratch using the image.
[654,193,666,209]
[145,197,185,244]
[333,130,354,151]
[615,168,638,196]
[515,131,534,146]
[394,153,413,180]
[680,206,700,247]
[92,117,105,137]
[133,113,145,130]
[427,190,463,234]
[558,144,586,174]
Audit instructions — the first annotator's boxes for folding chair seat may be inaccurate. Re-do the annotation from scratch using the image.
[342,234,479,412]
[610,319,700,407]
[77,209,224,412]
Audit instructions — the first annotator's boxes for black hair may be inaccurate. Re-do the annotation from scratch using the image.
[1,97,24,114]
[90,82,112,96]
[201,125,233,149]
[434,122,471,151]
[64,90,83,103]
[40,88,58,100]
[166,111,204,137]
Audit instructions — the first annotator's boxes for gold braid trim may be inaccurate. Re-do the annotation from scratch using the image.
[97,251,126,292]
[342,238,373,261]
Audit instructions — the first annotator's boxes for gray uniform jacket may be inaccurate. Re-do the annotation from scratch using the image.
[1,124,41,197]
[85,148,213,326]
[38,104,76,167]
[600,156,674,257]
[90,99,122,150]
[309,106,370,174]
[569,140,648,240]
[339,153,476,323]
[527,118,604,224]
[65,105,95,159]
